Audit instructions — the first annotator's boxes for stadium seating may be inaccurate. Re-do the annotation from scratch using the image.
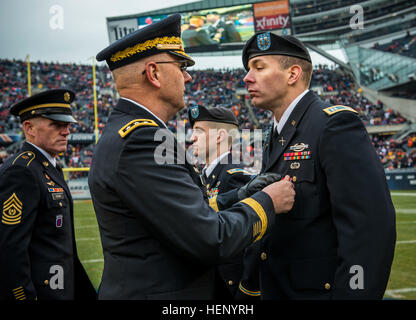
[0,59,415,170]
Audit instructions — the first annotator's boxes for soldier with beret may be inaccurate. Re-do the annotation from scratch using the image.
[188,105,255,299]
[88,14,295,299]
[0,89,96,300]
[241,32,396,299]
[188,105,252,207]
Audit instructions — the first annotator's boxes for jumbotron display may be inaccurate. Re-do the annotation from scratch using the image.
[106,0,291,53]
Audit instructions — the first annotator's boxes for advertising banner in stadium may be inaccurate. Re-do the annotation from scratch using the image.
[68,178,91,200]
[107,18,139,44]
[253,0,291,35]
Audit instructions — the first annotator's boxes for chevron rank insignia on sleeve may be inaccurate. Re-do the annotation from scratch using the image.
[2,193,23,225]
[118,119,158,138]
[323,105,358,115]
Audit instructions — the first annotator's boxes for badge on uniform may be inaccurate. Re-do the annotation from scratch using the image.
[289,143,309,152]
[56,215,63,228]
[257,32,271,51]
[290,162,301,170]
[52,193,64,200]
[190,105,199,119]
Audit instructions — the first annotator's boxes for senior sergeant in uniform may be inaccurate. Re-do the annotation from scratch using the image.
[0,89,96,300]
[88,14,295,300]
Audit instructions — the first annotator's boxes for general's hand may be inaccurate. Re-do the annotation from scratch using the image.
[262,175,295,214]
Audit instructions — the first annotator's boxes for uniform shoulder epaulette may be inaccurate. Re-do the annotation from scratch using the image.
[227,168,251,175]
[118,119,159,138]
[11,151,35,167]
[323,105,358,116]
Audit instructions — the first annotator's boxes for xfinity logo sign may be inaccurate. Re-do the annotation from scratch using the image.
[255,15,290,31]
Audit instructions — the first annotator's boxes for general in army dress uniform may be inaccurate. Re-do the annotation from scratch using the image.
[242,32,396,299]
[89,14,295,299]
[0,89,96,300]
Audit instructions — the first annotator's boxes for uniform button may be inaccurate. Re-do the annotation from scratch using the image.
[260,252,267,261]
[44,280,49,285]
[59,202,63,207]
[324,283,331,290]
[292,176,297,182]
[228,280,234,286]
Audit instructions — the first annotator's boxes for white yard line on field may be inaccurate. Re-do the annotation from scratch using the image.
[384,288,416,299]
[395,209,416,214]
[396,240,416,244]
[81,259,104,264]
[391,192,416,196]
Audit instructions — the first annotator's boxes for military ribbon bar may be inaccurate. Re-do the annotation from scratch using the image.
[284,151,311,161]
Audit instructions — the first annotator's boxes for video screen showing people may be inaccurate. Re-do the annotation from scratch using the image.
[180,4,254,48]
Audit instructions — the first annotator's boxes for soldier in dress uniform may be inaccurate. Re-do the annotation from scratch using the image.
[188,105,254,299]
[241,32,396,299]
[89,14,295,300]
[0,89,96,300]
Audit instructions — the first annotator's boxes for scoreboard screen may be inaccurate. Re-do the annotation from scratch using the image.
[106,1,291,53]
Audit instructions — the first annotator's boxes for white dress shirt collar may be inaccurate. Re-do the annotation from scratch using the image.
[121,97,168,129]
[203,151,230,178]
[274,89,309,134]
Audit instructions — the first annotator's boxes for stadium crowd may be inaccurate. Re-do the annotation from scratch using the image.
[373,30,416,60]
[0,58,414,170]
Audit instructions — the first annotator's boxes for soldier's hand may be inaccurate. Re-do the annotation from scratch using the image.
[237,173,282,200]
[262,175,295,214]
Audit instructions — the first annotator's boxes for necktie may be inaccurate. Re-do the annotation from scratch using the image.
[269,126,279,153]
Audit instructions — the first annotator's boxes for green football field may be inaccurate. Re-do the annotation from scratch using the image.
[74,191,416,299]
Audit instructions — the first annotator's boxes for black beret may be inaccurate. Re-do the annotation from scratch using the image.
[188,105,238,127]
[242,32,311,70]
[97,14,195,71]
[10,89,77,123]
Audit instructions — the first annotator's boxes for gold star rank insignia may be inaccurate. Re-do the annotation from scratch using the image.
[2,193,23,225]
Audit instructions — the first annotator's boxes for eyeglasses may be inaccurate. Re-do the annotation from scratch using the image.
[141,60,190,75]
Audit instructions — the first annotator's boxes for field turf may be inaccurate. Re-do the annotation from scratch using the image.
[74,191,416,299]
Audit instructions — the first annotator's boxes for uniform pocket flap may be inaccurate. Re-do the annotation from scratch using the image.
[287,160,315,183]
